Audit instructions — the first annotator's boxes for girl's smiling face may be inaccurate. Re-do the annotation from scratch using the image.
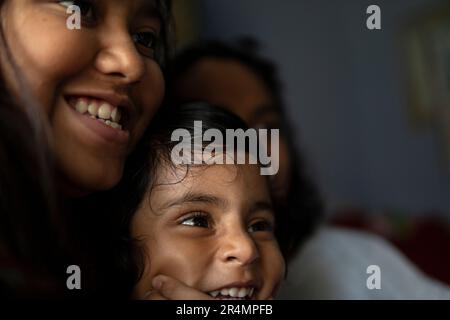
[0,0,165,194]
[132,164,286,300]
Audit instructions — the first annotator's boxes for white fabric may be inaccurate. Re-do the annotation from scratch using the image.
[278,226,450,299]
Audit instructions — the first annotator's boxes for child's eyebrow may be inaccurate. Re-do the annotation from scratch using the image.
[161,192,229,210]
[250,201,274,215]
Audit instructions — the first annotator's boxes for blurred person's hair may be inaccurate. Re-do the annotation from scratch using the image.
[168,39,324,261]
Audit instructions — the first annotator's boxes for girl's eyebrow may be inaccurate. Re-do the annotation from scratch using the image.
[161,192,229,210]
[250,201,274,215]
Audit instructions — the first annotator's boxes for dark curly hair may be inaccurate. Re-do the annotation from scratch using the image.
[0,27,65,298]
[167,40,324,261]
[102,102,286,294]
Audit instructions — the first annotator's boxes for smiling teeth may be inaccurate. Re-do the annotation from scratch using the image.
[111,107,121,123]
[75,99,88,114]
[74,98,123,130]
[208,287,254,299]
[87,101,99,116]
[98,103,112,120]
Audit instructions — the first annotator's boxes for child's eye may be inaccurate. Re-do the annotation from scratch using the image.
[132,32,157,50]
[59,1,95,20]
[248,220,274,233]
[180,212,211,228]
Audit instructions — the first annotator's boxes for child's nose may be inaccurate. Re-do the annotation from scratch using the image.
[94,29,146,85]
[219,227,259,267]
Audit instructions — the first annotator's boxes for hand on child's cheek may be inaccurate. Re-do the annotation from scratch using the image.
[143,275,213,300]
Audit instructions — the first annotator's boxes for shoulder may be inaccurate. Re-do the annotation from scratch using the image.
[293,226,398,266]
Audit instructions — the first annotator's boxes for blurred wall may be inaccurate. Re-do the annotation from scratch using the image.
[197,0,450,216]
[172,0,201,48]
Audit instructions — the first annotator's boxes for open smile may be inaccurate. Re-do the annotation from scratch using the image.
[206,281,259,300]
[64,94,133,145]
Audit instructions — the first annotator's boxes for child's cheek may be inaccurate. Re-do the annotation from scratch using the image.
[268,242,286,296]
[151,239,216,289]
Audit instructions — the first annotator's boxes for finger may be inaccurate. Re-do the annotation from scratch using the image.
[152,275,213,300]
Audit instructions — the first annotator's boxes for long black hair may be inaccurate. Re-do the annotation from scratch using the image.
[168,40,324,261]
[0,46,65,298]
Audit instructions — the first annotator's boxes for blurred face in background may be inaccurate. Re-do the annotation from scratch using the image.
[173,58,292,199]
[0,0,165,195]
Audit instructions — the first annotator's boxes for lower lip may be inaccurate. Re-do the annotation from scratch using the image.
[66,102,130,145]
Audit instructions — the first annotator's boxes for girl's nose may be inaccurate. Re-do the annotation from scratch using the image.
[219,227,260,267]
[94,29,146,84]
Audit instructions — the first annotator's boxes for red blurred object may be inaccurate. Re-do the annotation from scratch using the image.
[330,208,450,285]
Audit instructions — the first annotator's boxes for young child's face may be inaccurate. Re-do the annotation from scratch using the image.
[0,0,164,193]
[132,163,285,300]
